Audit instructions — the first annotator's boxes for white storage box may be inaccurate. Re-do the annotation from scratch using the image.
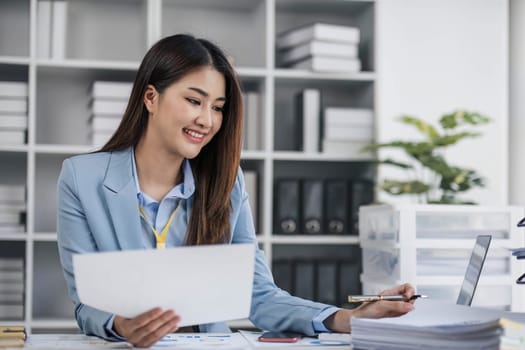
[358,204,525,311]
[359,204,521,243]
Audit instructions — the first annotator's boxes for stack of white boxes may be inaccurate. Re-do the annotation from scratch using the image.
[322,107,374,158]
[0,257,24,320]
[359,204,525,311]
[0,185,26,235]
[89,81,132,147]
[276,23,361,73]
[0,82,28,146]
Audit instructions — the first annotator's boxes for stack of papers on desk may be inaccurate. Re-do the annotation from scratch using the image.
[351,299,525,350]
[352,316,501,349]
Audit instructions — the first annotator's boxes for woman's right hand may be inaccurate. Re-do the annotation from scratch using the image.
[113,307,181,348]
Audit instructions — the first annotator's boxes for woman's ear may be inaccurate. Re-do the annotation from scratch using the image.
[144,84,158,114]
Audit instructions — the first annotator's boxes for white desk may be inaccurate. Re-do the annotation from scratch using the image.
[21,333,351,350]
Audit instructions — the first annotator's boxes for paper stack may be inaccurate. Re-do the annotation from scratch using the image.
[0,259,25,321]
[0,82,28,146]
[351,299,525,350]
[0,185,26,235]
[276,23,361,73]
[321,107,374,158]
[0,326,25,348]
[89,81,132,147]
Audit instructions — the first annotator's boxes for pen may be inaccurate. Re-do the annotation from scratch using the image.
[348,294,428,303]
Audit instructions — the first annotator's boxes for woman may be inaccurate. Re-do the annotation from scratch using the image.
[57,34,415,348]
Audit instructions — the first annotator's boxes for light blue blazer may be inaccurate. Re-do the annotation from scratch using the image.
[57,147,331,340]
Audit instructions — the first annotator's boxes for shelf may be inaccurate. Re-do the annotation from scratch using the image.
[0,321,25,327]
[33,233,58,242]
[30,319,77,329]
[34,144,96,155]
[277,0,375,12]
[273,69,375,82]
[272,151,373,161]
[0,234,27,241]
[236,67,268,78]
[271,235,360,244]
[240,150,267,160]
[36,59,139,71]
[0,56,29,65]
[0,145,29,153]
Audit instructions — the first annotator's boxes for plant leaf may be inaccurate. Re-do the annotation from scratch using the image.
[363,141,435,156]
[381,179,432,195]
[439,110,491,129]
[433,132,481,147]
[400,115,440,140]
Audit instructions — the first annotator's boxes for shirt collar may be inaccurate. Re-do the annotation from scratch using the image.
[131,148,196,203]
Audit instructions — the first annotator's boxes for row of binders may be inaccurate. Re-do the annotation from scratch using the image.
[277,23,361,73]
[297,89,374,158]
[0,257,25,322]
[0,82,28,146]
[273,258,360,308]
[89,81,132,147]
[0,185,26,235]
[273,179,373,235]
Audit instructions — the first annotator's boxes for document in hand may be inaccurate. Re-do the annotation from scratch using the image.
[351,299,524,350]
[73,244,255,327]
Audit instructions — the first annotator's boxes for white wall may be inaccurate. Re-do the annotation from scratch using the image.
[376,0,509,205]
[510,0,525,206]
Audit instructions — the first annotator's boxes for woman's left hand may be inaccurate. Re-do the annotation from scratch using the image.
[323,283,416,333]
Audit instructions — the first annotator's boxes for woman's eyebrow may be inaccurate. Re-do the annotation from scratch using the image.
[188,87,226,101]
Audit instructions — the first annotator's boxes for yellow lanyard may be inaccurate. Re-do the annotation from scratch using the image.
[138,203,179,249]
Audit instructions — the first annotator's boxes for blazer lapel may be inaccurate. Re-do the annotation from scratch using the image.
[102,147,144,250]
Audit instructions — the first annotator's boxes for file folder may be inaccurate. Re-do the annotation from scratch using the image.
[301,180,323,234]
[324,180,348,234]
[274,180,300,234]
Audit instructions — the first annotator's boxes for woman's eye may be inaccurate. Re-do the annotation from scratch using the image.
[213,106,224,112]
[186,98,200,105]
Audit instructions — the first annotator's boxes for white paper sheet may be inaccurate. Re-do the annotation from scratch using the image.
[73,244,255,326]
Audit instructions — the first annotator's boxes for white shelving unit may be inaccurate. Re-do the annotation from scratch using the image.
[0,0,376,333]
[359,204,525,311]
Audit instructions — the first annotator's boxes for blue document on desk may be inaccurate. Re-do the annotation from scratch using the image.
[73,244,255,327]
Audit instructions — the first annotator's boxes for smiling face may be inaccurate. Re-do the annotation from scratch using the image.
[142,66,226,160]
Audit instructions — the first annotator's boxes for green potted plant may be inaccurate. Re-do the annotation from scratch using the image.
[364,110,490,204]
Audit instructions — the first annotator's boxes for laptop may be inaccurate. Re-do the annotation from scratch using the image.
[456,235,492,306]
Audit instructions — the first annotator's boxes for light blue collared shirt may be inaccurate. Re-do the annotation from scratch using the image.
[103,149,338,337]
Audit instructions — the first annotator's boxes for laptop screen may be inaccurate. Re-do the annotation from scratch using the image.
[456,235,492,306]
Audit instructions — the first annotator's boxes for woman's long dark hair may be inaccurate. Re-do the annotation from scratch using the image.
[101,34,243,245]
